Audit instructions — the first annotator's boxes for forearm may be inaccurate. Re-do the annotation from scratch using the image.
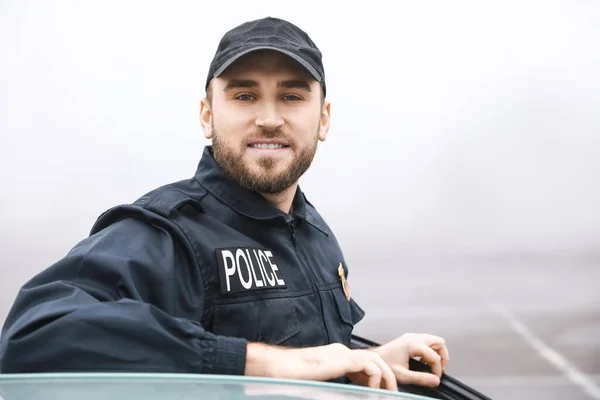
[245,342,350,381]
[245,342,279,377]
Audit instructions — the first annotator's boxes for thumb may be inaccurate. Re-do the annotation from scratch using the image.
[396,368,441,387]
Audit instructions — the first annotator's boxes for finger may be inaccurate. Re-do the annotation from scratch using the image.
[419,334,446,346]
[396,368,441,387]
[420,334,449,373]
[373,356,398,391]
[413,344,443,377]
[410,335,446,375]
[363,361,383,389]
[433,343,450,373]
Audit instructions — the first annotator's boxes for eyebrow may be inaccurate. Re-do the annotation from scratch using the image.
[223,79,312,92]
[224,79,258,91]
[278,80,312,92]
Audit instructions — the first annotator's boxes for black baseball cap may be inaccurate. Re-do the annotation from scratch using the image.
[205,17,326,96]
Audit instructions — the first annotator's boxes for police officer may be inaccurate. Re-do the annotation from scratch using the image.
[0,17,449,391]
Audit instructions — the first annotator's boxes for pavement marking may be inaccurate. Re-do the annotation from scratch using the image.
[490,302,600,400]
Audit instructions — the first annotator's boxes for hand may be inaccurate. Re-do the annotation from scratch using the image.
[371,333,450,387]
[246,342,398,391]
[344,347,398,391]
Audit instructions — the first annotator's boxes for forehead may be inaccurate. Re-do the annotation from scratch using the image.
[218,50,313,80]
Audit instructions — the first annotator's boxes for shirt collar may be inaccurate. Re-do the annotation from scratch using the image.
[194,146,328,234]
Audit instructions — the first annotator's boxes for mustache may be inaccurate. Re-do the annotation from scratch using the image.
[255,127,282,138]
[244,128,294,145]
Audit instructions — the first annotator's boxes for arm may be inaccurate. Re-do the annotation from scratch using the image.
[0,216,397,390]
[246,342,398,390]
[0,214,398,390]
[0,216,245,375]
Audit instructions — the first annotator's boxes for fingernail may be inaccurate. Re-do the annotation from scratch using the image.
[428,376,440,387]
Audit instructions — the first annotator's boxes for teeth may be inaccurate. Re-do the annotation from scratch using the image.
[251,143,284,149]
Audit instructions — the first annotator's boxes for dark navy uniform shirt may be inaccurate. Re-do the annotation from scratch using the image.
[0,146,365,376]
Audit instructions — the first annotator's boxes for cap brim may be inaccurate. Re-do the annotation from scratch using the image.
[212,46,322,82]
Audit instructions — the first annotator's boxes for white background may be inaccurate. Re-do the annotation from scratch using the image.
[1,0,599,314]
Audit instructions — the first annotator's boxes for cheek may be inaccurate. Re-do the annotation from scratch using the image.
[288,112,321,141]
[212,109,250,139]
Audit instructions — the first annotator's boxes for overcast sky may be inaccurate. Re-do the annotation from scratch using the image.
[1,0,599,279]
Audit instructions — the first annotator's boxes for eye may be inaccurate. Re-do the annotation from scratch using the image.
[282,94,302,101]
[235,94,256,101]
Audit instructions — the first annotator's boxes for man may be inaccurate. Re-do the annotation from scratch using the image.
[0,17,449,391]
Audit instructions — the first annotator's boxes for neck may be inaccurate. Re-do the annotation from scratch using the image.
[260,183,298,214]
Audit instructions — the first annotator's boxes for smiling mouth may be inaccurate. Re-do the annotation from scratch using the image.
[248,143,290,150]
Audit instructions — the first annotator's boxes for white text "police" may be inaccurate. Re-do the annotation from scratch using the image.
[216,248,286,294]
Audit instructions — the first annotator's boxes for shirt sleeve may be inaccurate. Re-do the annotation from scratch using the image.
[0,214,247,375]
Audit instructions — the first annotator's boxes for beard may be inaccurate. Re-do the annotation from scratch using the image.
[211,125,319,194]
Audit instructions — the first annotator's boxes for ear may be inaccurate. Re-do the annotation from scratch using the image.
[200,98,213,139]
[318,100,331,142]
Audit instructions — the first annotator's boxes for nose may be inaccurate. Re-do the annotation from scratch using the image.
[255,102,284,130]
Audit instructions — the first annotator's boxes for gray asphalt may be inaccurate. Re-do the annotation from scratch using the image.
[1,252,599,400]
[349,252,600,400]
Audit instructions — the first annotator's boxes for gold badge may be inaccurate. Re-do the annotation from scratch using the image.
[338,263,351,301]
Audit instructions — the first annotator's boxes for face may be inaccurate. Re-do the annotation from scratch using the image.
[200,51,330,194]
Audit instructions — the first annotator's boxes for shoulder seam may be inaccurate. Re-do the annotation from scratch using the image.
[142,185,207,218]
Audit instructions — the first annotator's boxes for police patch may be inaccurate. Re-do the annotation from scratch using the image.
[215,247,287,294]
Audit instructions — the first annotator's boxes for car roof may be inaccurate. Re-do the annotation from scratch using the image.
[0,372,436,400]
